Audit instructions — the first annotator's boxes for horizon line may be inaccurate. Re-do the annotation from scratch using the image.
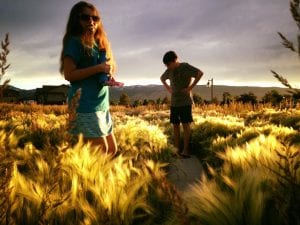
[7,83,290,91]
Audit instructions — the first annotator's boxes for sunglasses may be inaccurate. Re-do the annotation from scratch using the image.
[80,14,100,22]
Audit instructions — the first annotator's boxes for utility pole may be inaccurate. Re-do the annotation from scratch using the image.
[206,78,214,103]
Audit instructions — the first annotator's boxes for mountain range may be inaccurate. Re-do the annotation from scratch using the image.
[109,84,290,102]
[8,84,290,103]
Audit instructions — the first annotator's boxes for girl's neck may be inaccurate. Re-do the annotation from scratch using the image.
[81,32,95,48]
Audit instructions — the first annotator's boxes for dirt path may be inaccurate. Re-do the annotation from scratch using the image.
[167,155,204,192]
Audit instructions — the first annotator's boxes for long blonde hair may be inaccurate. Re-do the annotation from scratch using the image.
[59,1,116,74]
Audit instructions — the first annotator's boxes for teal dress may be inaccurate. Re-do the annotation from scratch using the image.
[63,36,113,137]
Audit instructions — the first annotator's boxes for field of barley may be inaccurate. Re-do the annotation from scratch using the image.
[0,103,299,225]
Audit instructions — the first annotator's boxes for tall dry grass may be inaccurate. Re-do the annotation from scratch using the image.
[0,103,299,224]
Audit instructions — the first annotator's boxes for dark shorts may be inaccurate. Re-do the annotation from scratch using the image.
[170,105,193,124]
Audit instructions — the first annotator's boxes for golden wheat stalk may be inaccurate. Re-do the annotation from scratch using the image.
[0,33,11,99]
[0,160,13,225]
[144,161,190,225]
[67,88,81,130]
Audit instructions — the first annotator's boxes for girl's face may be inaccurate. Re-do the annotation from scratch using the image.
[79,7,100,34]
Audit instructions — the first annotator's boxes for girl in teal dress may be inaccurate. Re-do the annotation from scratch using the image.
[59,1,121,155]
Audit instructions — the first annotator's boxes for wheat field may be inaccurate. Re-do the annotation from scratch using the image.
[0,103,299,225]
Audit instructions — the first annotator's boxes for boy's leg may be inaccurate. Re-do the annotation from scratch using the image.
[170,106,181,154]
[173,123,181,153]
[182,123,191,155]
[179,105,193,156]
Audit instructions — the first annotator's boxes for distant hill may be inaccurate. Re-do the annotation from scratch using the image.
[109,85,290,103]
[6,85,23,92]
[4,85,36,100]
[4,84,291,103]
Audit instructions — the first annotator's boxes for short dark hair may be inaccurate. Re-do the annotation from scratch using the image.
[163,51,177,65]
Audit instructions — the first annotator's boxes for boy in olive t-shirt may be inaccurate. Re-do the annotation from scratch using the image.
[160,51,203,158]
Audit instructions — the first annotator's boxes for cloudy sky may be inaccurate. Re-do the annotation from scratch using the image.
[0,0,299,90]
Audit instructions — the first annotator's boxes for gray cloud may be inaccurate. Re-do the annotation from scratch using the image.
[0,0,298,89]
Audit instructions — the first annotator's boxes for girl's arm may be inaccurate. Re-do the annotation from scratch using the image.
[63,56,111,82]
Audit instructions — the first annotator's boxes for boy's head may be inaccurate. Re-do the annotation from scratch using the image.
[163,51,178,69]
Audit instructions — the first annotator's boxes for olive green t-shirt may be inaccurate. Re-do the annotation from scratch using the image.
[161,62,199,107]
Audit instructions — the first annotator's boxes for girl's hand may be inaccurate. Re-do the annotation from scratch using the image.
[106,57,116,75]
[99,62,111,74]
[105,76,124,87]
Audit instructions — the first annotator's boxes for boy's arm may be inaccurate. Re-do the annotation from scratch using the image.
[160,76,172,94]
[183,70,203,92]
[190,70,203,90]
